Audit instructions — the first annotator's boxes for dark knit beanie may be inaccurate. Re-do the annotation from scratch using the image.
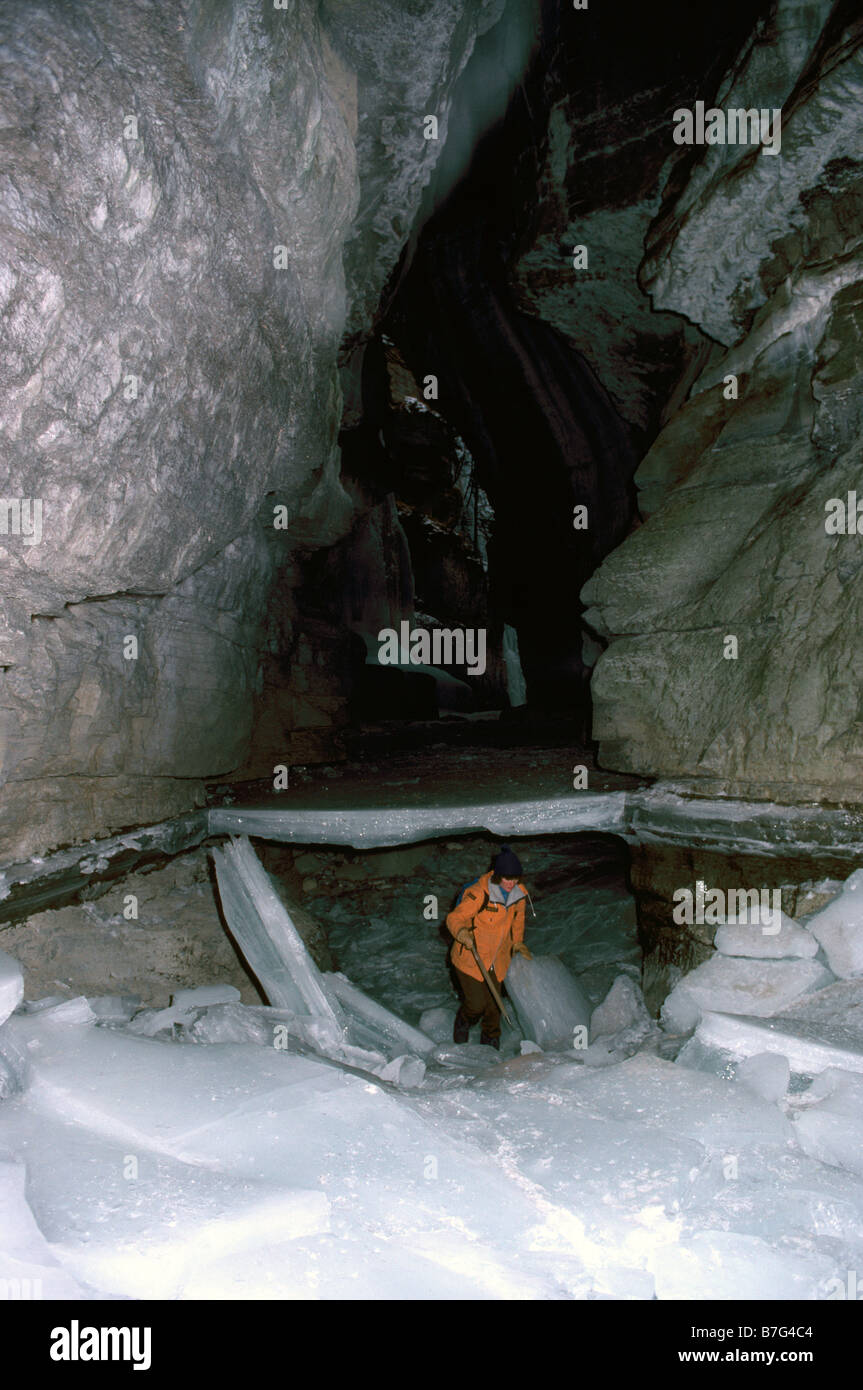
[493,845,522,877]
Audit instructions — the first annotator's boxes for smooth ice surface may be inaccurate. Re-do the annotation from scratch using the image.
[212,836,343,1026]
[661,954,832,1028]
[804,878,863,978]
[0,947,23,1026]
[714,912,818,959]
[793,1069,863,1177]
[506,955,591,1046]
[681,1010,863,1077]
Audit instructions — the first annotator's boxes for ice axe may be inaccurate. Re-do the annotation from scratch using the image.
[470,943,515,1027]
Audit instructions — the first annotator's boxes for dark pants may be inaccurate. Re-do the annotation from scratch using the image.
[454,966,501,1041]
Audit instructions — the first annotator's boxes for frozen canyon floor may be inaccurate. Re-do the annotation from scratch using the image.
[1,780,863,1302]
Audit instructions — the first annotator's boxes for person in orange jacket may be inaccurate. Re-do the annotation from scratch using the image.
[446,845,533,1049]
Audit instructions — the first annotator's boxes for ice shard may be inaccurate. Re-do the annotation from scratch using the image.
[323,973,435,1056]
[212,836,343,1027]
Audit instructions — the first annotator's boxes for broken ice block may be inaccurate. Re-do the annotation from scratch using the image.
[590,976,651,1040]
[714,912,817,960]
[0,947,23,1026]
[735,1051,790,1104]
[506,955,591,1047]
[661,954,832,1027]
[374,1055,427,1087]
[793,1068,863,1176]
[683,1009,863,1077]
[87,995,141,1025]
[803,876,863,978]
[212,836,343,1027]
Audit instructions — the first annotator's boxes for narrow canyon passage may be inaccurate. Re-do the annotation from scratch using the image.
[1,0,863,1323]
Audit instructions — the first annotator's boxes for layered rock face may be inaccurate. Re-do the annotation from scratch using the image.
[583,1,863,805]
[0,0,508,860]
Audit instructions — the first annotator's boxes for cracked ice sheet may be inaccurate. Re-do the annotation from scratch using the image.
[405,1051,843,1297]
[0,1104,330,1300]
[208,792,629,848]
[0,1012,589,1297]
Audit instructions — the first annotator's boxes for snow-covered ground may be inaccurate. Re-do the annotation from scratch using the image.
[1,834,862,1301]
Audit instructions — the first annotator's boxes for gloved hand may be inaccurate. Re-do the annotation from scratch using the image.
[456,928,474,947]
[514,943,532,959]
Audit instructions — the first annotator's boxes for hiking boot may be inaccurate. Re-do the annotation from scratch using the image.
[480,1033,500,1050]
[453,1010,470,1044]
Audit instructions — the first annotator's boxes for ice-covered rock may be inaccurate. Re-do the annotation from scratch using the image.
[735,1052,790,1105]
[506,955,591,1048]
[0,948,23,1027]
[661,955,832,1029]
[793,1069,863,1178]
[714,912,818,960]
[804,876,863,978]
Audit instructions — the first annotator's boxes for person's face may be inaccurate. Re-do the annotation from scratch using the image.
[500,876,517,892]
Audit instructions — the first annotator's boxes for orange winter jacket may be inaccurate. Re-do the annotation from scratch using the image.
[447,871,527,983]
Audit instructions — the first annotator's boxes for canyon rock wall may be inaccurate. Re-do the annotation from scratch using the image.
[584,1,863,805]
[0,0,504,860]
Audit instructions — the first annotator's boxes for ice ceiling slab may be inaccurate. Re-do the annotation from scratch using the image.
[208,793,630,847]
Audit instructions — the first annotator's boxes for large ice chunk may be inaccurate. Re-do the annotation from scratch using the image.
[735,1052,790,1104]
[590,976,651,1040]
[661,954,832,1029]
[506,955,591,1047]
[0,947,23,1026]
[793,1069,863,1177]
[714,912,817,960]
[804,871,863,978]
